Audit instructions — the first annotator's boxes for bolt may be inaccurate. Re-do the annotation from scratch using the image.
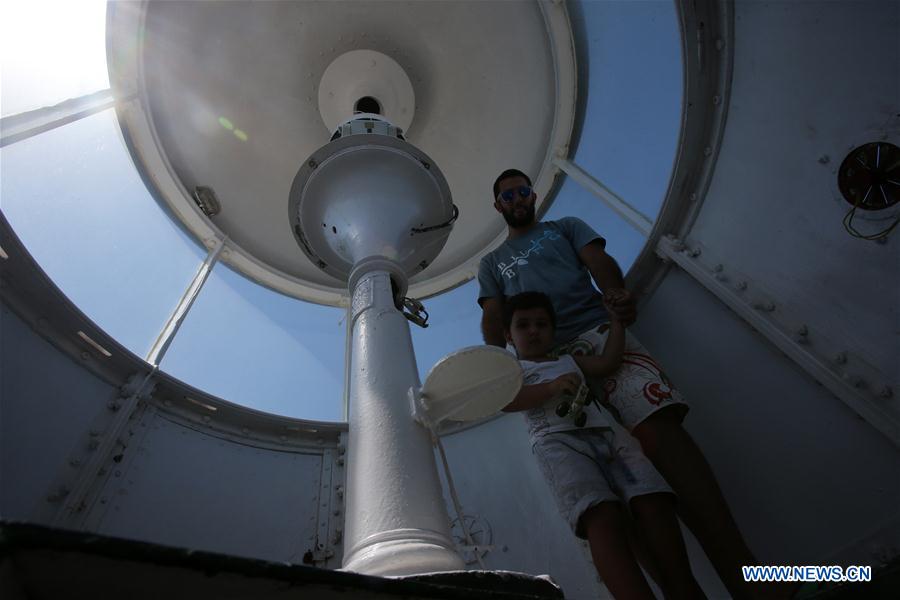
[688,248,701,257]
[818,155,830,165]
[107,401,120,411]
[843,374,866,389]
[69,459,81,467]
[333,509,341,516]
[690,192,698,202]
[879,386,893,399]
[713,95,721,106]
[81,351,90,361]
[735,281,748,291]
[308,159,317,169]
[753,301,775,312]
[834,352,847,365]
[715,273,728,282]
[338,446,346,456]
[704,146,713,157]
[796,325,808,337]
[336,457,345,466]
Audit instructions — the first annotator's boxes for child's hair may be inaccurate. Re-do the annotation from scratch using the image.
[503,291,557,331]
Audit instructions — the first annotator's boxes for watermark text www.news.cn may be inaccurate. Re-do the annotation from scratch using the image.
[742,565,872,583]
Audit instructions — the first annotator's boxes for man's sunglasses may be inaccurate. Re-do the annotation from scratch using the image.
[497,186,533,203]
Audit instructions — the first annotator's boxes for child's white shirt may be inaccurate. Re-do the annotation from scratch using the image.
[518,354,617,440]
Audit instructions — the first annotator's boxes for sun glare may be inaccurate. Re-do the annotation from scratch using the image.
[0,0,109,117]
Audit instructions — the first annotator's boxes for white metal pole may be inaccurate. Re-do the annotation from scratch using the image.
[341,267,464,576]
[145,237,225,366]
[553,156,654,236]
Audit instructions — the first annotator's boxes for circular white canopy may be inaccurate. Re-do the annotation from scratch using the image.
[107,0,577,306]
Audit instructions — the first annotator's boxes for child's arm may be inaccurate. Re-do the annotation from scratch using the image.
[503,372,581,412]
[573,314,626,378]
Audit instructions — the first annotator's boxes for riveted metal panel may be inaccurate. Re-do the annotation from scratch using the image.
[93,410,325,564]
[0,306,115,520]
[632,269,900,566]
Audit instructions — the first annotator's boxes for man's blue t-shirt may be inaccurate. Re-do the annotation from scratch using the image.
[477,217,609,345]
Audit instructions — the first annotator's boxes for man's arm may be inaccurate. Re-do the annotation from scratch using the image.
[480,296,506,347]
[577,240,637,325]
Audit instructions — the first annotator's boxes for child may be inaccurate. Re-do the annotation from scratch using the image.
[503,291,704,600]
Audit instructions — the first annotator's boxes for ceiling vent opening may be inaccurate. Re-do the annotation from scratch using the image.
[838,141,900,241]
[354,96,382,115]
[838,142,899,211]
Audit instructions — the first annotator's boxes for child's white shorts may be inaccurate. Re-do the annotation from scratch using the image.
[532,427,672,539]
[554,326,690,431]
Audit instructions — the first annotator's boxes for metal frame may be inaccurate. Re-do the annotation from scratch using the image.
[0,89,134,148]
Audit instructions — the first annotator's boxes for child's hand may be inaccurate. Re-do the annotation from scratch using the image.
[548,373,581,398]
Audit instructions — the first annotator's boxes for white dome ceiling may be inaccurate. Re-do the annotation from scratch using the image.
[107,0,577,305]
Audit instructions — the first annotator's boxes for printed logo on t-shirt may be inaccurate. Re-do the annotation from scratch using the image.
[496,228,562,280]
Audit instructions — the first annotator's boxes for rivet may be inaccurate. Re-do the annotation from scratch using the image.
[308,159,318,169]
[715,38,725,51]
[735,281,748,291]
[336,457,345,466]
[333,509,341,516]
[753,301,775,312]
[818,155,830,165]
[81,351,90,361]
[713,264,724,272]
[704,146,713,157]
[69,459,81,467]
[715,273,727,282]
[796,325,808,337]
[712,95,721,106]
[690,192,698,202]
[834,352,847,365]
[107,401,120,411]
[688,248,701,257]
[880,386,893,399]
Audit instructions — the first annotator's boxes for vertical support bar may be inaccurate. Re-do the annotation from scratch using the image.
[145,237,225,366]
[553,156,654,236]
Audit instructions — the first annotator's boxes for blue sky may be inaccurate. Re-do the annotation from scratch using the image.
[0,1,680,422]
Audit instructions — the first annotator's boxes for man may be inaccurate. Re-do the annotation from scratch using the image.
[478,169,773,600]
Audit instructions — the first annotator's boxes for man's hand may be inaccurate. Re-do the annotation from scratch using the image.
[603,287,637,326]
[548,373,581,398]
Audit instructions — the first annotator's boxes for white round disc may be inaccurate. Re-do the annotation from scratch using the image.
[421,346,522,423]
[318,49,415,134]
